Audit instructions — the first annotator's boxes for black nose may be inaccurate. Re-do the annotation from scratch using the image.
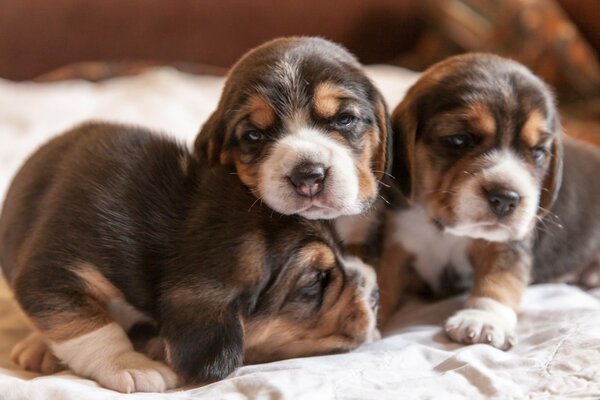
[369,289,380,311]
[288,162,326,197]
[486,188,520,217]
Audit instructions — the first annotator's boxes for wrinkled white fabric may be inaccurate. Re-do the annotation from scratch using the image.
[0,66,599,399]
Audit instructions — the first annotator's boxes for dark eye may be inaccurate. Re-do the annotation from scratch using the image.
[446,133,475,149]
[242,130,264,142]
[334,113,358,127]
[306,271,330,291]
[531,146,547,162]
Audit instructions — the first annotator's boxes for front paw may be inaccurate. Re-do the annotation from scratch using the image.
[94,351,179,393]
[10,332,62,374]
[444,298,517,350]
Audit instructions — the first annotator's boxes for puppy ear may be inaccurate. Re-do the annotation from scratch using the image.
[390,97,418,203]
[161,295,244,384]
[372,93,392,181]
[194,110,229,165]
[538,128,564,216]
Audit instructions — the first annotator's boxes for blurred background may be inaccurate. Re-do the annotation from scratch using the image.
[1,0,599,144]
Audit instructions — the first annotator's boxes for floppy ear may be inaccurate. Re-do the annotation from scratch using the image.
[160,292,244,384]
[372,93,392,181]
[538,128,564,217]
[194,109,229,166]
[390,97,418,203]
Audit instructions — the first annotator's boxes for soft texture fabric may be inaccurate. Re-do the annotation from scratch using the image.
[1,66,599,400]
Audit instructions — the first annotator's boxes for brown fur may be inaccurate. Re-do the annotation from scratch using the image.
[313,82,345,118]
[193,37,391,219]
[246,94,276,130]
[0,121,379,385]
[381,53,600,352]
[468,240,530,310]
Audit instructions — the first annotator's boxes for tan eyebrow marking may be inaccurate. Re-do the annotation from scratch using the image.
[521,110,547,147]
[313,82,358,118]
[432,103,496,142]
[469,103,496,136]
[245,94,276,130]
[298,242,336,268]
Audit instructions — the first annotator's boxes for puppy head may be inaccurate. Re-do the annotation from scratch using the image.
[241,221,380,363]
[392,53,563,242]
[195,37,390,219]
[165,168,379,383]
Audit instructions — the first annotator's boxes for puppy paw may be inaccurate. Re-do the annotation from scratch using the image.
[94,351,178,393]
[444,297,517,350]
[10,332,62,374]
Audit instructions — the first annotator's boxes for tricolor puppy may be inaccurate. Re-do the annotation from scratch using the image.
[0,122,379,393]
[380,53,600,349]
[195,36,390,219]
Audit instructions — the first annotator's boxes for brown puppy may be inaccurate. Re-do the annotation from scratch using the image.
[195,37,390,220]
[0,122,379,392]
[379,53,600,349]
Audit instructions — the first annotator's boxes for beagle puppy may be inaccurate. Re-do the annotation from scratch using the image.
[0,122,379,393]
[195,36,391,220]
[379,53,600,349]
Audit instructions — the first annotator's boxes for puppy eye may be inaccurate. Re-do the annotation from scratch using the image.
[334,113,358,127]
[531,146,547,162]
[306,271,330,291]
[242,130,264,142]
[446,133,475,149]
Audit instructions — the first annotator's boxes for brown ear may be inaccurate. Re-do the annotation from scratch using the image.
[538,129,564,216]
[372,94,392,181]
[194,109,227,166]
[161,294,244,384]
[390,96,418,202]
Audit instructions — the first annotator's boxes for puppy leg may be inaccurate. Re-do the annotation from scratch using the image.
[160,287,244,385]
[10,332,61,374]
[377,241,413,325]
[50,322,178,393]
[445,240,530,350]
[15,271,177,392]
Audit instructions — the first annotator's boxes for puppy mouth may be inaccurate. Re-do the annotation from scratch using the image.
[440,217,524,241]
[294,199,343,219]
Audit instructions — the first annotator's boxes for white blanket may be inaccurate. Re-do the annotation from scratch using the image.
[1,66,599,400]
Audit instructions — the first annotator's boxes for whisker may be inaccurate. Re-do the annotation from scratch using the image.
[376,179,391,188]
[373,170,396,180]
[248,196,263,212]
[378,194,391,206]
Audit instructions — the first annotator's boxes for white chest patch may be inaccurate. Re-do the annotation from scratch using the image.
[388,205,473,293]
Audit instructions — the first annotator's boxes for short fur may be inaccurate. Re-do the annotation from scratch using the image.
[378,53,600,349]
[195,37,391,220]
[0,122,379,392]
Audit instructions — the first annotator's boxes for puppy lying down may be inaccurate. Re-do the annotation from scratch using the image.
[0,122,379,393]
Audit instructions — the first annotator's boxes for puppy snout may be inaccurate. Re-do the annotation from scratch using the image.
[288,162,327,197]
[486,188,520,217]
[369,288,380,311]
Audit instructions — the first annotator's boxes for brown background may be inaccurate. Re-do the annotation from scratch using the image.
[0,0,423,81]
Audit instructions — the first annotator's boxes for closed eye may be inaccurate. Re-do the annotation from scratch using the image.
[299,270,331,300]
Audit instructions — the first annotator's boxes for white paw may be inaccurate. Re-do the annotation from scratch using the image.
[93,351,179,393]
[444,297,517,350]
[10,332,61,374]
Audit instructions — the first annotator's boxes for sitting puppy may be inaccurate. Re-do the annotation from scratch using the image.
[0,122,379,393]
[378,53,600,349]
[195,36,390,220]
